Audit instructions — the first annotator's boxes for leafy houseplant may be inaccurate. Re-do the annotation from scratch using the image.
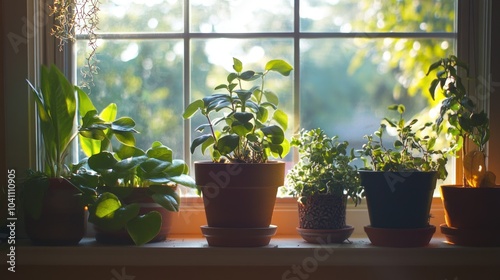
[23,65,97,245]
[284,128,362,243]
[426,55,500,246]
[183,57,293,247]
[76,141,196,246]
[357,104,449,247]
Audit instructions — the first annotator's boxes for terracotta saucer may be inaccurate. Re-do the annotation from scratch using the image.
[200,225,277,247]
[296,225,354,244]
[440,224,500,247]
[364,225,436,247]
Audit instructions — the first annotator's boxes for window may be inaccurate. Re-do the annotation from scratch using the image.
[74,0,457,192]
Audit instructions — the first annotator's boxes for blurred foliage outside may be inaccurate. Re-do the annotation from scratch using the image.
[76,0,456,180]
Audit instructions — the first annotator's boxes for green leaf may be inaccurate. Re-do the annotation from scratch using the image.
[227,72,238,83]
[169,174,197,189]
[265,59,293,76]
[126,211,162,245]
[146,142,173,162]
[239,70,256,80]
[261,125,285,144]
[232,121,254,136]
[116,144,145,159]
[217,134,240,155]
[428,79,440,100]
[263,90,279,106]
[272,109,288,130]
[152,192,180,212]
[114,131,136,146]
[233,57,243,72]
[76,87,97,118]
[191,134,213,154]
[94,192,122,218]
[183,99,204,119]
[426,59,443,76]
[88,152,118,170]
[112,117,136,132]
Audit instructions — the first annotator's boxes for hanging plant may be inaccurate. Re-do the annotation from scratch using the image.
[49,0,101,88]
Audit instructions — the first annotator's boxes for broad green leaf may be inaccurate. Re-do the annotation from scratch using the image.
[263,90,279,106]
[94,192,122,218]
[191,134,213,154]
[152,193,180,212]
[233,57,243,72]
[232,121,254,136]
[201,135,215,155]
[234,112,254,123]
[169,174,197,189]
[116,144,145,159]
[265,59,293,76]
[126,211,162,245]
[260,125,285,144]
[88,151,118,170]
[227,72,238,83]
[164,159,188,175]
[146,142,173,162]
[114,131,136,146]
[239,70,256,80]
[217,134,240,155]
[112,117,136,132]
[92,202,140,232]
[272,109,288,130]
[183,99,204,119]
[76,87,96,118]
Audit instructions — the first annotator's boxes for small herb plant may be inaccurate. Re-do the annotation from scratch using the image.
[285,129,362,205]
[358,104,449,180]
[183,57,293,163]
[426,55,495,187]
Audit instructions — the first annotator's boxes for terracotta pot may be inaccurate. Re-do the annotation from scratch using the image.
[298,194,347,229]
[195,161,284,228]
[441,185,500,229]
[93,186,174,244]
[24,178,86,246]
[359,171,437,229]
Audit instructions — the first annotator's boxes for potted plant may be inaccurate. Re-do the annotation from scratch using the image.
[426,55,500,246]
[24,65,141,245]
[23,65,91,245]
[284,128,362,244]
[183,57,293,246]
[74,141,197,246]
[357,104,449,247]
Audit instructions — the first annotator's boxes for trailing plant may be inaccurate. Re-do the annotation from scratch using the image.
[183,57,293,163]
[49,0,101,88]
[426,55,495,187]
[358,104,449,180]
[285,128,362,205]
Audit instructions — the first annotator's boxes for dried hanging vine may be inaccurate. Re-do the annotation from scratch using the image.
[49,0,101,88]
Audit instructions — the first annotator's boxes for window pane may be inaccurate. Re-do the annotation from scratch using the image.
[189,38,294,162]
[76,39,185,156]
[190,0,293,33]
[300,37,455,145]
[301,0,456,33]
[88,0,184,33]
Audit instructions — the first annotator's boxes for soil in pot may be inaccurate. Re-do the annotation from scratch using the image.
[24,178,86,246]
[359,171,437,229]
[93,186,173,245]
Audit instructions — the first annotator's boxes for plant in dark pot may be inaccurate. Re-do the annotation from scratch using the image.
[358,104,449,247]
[284,128,362,244]
[426,55,500,246]
[74,141,197,246]
[183,57,293,247]
[23,65,96,245]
